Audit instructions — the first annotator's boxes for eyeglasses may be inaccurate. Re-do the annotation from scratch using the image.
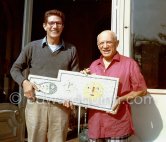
[47,21,63,27]
[97,41,115,47]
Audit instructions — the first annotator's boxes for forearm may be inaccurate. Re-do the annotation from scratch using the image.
[10,64,27,86]
[119,89,147,102]
[10,49,29,86]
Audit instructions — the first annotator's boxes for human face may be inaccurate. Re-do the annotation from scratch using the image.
[43,15,64,40]
[97,31,119,61]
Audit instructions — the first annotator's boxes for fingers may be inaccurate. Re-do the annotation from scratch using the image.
[106,97,121,115]
[63,100,69,107]
[112,104,120,115]
[80,68,91,75]
[112,102,119,111]
[23,80,36,100]
[63,100,74,109]
[106,104,120,115]
[24,90,35,100]
[69,101,74,109]
[32,83,39,91]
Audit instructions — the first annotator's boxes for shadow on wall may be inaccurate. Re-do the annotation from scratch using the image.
[131,95,163,142]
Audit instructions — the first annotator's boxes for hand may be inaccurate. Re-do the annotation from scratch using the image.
[63,100,74,109]
[22,80,37,101]
[80,68,91,75]
[106,97,121,115]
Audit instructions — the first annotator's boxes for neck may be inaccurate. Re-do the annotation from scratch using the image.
[47,36,61,45]
[103,58,112,69]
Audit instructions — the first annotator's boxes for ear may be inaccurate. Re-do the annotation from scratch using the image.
[43,23,47,31]
[116,40,119,47]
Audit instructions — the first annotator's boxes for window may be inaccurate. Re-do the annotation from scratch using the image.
[131,0,166,89]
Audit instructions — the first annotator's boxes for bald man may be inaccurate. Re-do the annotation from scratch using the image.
[87,30,147,142]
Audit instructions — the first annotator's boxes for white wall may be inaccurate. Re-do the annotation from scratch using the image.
[131,92,166,142]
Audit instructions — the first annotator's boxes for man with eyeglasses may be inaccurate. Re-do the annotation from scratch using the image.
[10,9,79,142]
[83,30,147,142]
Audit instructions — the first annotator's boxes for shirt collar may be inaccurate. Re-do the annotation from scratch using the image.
[112,52,120,61]
[41,37,65,49]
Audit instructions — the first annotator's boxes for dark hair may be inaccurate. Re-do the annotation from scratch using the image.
[43,9,65,24]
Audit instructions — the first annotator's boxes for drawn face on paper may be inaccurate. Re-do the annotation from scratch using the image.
[83,81,104,99]
[34,82,57,94]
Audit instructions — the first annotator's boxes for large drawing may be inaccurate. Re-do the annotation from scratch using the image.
[28,70,119,112]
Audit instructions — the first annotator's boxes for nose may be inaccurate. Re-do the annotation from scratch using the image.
[103,42,107,47]
[52,23,58,28]
[102,41,108,48]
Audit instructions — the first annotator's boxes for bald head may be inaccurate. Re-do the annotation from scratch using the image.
[97,30,117,43]
[97,30,119,61]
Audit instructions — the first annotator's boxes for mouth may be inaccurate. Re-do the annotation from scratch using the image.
[51,30,59,34]
[103,50,111,54]
[90,94,94,96]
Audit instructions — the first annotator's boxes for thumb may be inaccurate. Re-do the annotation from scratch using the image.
[112,103,119,111]
[32,83,39,91]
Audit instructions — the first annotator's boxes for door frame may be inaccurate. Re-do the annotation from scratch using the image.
[111,0,131,57]
[20,0,33,141]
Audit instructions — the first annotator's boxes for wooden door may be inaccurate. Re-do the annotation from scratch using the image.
[0,0,25,141]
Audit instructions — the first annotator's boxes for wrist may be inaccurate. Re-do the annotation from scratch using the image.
[22,79,29,87]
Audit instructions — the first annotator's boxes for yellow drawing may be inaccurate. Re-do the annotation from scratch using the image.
[83,81,104,100]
